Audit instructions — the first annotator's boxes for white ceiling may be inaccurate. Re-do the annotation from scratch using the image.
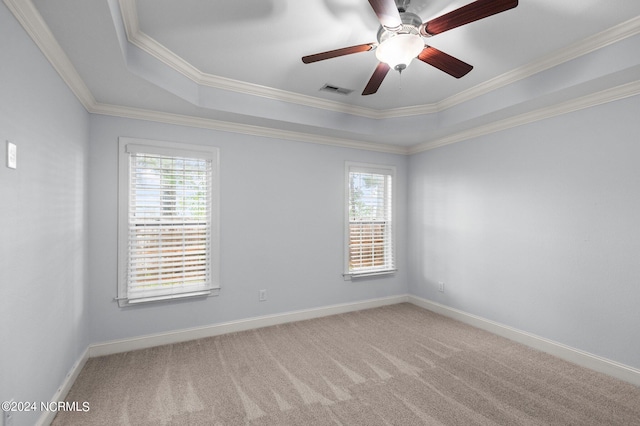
[10,0,640,151]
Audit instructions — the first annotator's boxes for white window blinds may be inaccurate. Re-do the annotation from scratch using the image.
[345,163,396,277]
[118,138,219,306]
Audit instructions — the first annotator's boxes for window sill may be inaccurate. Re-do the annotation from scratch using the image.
[343,269,397,280]
[115,288,220,307]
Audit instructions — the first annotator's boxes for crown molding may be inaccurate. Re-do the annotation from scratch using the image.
[6,0,640,156]
[90,78,640,157]
[118,0,640,119]
[432,15,640,114]
[408,80,640,154]
[117,0,385,120]
[3,0,97,111]
[4,0,406,154]
[90,102,410,155]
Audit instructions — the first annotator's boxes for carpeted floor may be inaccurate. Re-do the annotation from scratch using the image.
[53,304,640,425]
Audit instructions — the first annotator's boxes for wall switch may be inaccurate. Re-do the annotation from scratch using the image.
[7,142,17,169]
[259,289,267,302]
[438,282,445,292]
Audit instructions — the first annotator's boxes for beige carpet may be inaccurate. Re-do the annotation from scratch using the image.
[53,304,640,425]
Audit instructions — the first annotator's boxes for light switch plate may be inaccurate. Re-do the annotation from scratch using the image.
[7,142,17,169]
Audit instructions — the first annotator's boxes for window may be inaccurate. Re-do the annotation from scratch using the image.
[117,137,219,307]
[344,162,396,277]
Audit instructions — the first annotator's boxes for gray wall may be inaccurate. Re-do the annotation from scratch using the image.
[88,115,409,343]
[408,95,640,369]
[2,1,640,423]
[0,3,90,426]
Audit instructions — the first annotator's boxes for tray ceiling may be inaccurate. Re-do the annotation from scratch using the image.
[8,0,640,152]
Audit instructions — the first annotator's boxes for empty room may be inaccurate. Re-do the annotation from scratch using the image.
[1,0,639,425]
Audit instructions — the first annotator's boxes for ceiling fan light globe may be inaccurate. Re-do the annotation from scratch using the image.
[375,34,424,70]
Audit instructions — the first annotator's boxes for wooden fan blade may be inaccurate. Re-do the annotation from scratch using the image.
[302,43,375,64]
[422,0,518,36]
[368,0,402,29]
[418,46,473,78]
[362,62,391,95]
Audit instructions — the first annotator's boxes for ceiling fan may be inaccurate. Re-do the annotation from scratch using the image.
[302,0,518,95]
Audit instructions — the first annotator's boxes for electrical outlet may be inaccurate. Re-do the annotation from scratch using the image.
[259,289,267,302]
[438,282,445,292]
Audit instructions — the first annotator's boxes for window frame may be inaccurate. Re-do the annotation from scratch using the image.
[344,161,396,278]
[117,137,220,307]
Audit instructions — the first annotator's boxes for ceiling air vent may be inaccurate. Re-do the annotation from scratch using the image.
[320,84,354,96]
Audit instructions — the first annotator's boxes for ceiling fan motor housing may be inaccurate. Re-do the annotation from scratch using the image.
[376,11,422,43]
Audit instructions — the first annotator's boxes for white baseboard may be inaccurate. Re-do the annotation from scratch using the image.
[40,293,639,426]
[36,348,90,426]
[408,295,640,387]
[89,295,410,357]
